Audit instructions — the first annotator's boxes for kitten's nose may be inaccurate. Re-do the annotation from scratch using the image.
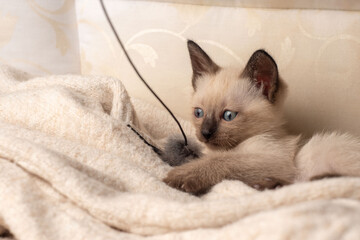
[201,129,214,140]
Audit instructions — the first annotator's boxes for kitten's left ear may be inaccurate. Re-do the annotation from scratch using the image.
[187,40,220,90]
[241,50,279,102]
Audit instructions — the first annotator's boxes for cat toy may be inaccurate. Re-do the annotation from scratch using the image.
[100,0,202,165]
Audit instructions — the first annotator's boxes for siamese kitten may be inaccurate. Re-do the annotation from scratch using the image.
[163,40,360,195]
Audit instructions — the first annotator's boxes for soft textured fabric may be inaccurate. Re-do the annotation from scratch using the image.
[0,65,360,240]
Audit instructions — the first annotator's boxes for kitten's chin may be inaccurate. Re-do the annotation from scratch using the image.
[205,142,223,150]
[196,133,240,150]
[203,140,238,151]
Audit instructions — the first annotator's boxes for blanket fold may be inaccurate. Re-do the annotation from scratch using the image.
[0,65,359,240]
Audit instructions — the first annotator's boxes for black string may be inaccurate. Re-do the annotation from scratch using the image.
[99,0,188,147]
[127,124,161,154]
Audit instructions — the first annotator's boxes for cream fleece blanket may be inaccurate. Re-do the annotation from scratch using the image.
[0,65,360,240]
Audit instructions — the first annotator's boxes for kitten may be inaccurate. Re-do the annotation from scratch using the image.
[163,40,360,195]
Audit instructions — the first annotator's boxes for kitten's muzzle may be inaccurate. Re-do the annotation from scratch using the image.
[201,129,215,140]
[201,117,217,140]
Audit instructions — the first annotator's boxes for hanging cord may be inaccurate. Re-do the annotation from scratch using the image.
[99,0,188,147]
[126,124,161,154]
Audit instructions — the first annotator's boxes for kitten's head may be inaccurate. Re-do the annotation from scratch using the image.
[188,40,287,150]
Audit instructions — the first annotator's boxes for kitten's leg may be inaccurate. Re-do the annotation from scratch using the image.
[295,133,360,182]
[163,157,215,195]
[163,152,295,195]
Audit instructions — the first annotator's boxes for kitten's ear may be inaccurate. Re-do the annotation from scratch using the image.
[241,50,279,102]
[187,40,220,90]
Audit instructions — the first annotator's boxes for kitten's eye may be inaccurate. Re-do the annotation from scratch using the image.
[223,110,237,121]
[194,108,204,118]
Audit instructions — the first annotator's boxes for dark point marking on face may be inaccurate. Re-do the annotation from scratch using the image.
[200,116,218,140]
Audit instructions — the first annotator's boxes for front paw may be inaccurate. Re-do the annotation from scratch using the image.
[249,177,288,191]
[163,167,211,195]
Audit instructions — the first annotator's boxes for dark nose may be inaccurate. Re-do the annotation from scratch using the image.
[201,129,215,140]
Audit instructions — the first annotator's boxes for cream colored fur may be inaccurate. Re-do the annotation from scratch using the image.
[196,67,360,183]
[165,67,302,192]
[296,132,360,181]
[165,43,360,194]
[192,68,288,148]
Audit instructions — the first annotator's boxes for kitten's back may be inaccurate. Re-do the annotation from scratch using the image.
[295,132,360,181]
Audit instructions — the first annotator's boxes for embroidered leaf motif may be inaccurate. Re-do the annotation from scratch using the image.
[279,37,295,70]
[128,43,158,67]
[0,12,18,48]
[245,10,261,37]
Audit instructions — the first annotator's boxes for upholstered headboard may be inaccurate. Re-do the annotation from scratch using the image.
[1,0,360,137]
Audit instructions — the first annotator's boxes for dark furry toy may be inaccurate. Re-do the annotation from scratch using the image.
[159,135,203,166]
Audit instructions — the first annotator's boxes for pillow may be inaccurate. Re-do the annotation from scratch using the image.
[0,0,80,75]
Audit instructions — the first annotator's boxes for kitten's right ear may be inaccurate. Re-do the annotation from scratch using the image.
[240,49,279,103]
[187,40,219,90]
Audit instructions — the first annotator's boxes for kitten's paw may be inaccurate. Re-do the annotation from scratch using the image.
[250,177,287,190]
[163,167,211,195]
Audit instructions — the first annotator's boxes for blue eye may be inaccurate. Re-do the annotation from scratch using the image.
[194,108,204,118]
[223,110,237,121]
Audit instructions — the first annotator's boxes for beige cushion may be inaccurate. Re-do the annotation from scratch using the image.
[76,0,360,136]
[0,0,80,75]
[138,0,360,11]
